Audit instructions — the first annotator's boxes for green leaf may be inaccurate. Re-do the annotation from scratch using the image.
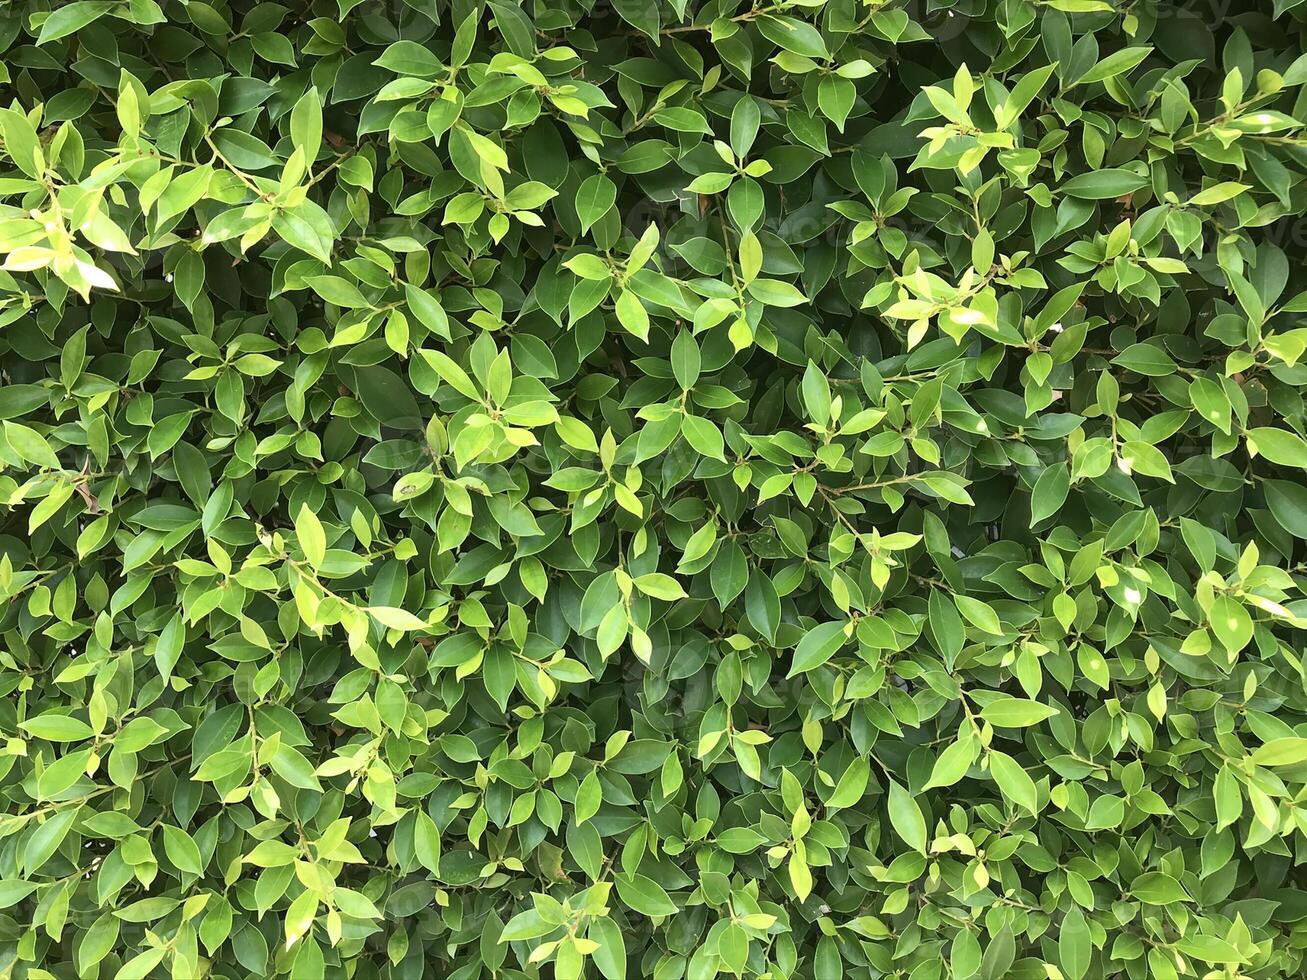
[295,504,327,567]
[1130,872,1190,905]
[670,330,701,390]
[928,589,964,666]
[374,40,444,76]
[589,916,627,980]
[826,757,870,809]
[0,881,39,909]
[953,594,1003,635]
[290,87,323,165]
[1059,906,1091,980]
[1251,738,1307,766]
[615,289,650,341]
[988,750,1039,815]
[76,914,119,973]
[368,606,430,631]
[1074,46,1152,86]
[1113,342,1178,376]
[575,174,617,234]
[681,414,725,461]
[632,572,686,601]
[307,275,369,309]
[923,733,976,791]
[37,1,113,43]
[612,0,659,38]
[1249,426,1307,469]
[615,874,677,917]
[801,361,831,427]
[19,714,92,741]
[788,621,849,677]
[746,278,808,307]
[1029,463,1070,524]
[730,97,761,158]
[1209,595,1253,653]
[1059,168,1149,199]
[414,811,441,872]
[575,769,601,824]
[418,349,480,400]
[3,421,61,469]
[162,825,204,874]
[979,697,1059,728]
[886,779,927,853]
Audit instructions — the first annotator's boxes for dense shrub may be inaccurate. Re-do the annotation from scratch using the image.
[4,0,1307,976]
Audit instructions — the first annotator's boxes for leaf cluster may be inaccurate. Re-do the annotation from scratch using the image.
[3,0,1307,978]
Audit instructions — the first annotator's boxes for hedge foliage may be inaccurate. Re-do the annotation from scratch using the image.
[5,0,1307,976]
